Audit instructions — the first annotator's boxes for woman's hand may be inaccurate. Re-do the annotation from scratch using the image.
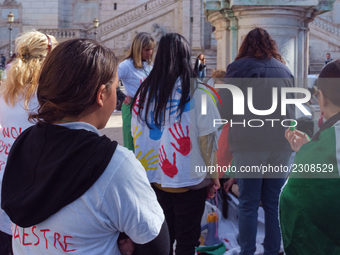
[285,129,310,152]
[118,237,135,255]
[123,96,132,105]
[207,178,220,199]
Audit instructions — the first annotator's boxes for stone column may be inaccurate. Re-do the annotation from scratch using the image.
[206,11,229,70]
[220,8,238,65]
[181,0,191,43]
[192,0,202,49]
[204,0,335,82]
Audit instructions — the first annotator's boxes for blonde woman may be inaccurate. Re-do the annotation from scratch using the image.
[118,32,155,151]
[0,30,57,254]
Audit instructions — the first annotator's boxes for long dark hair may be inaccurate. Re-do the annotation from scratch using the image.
[131,33,193,128]
[235,27,284,63]
[30,38,118,123]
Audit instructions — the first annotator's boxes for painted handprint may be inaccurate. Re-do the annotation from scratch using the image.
[159,145,178,178]
[132,125,142,149]
[136,149,158,171]
[169,123,190,156]
[148,111,164,140]
[132,96,144,116]
[166,99,190,118]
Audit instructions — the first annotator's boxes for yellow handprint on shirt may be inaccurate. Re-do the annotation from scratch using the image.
[136,149,159,171]
[132,124,142,150]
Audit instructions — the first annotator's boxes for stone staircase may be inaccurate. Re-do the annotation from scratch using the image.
[87,0,180,57]
[0,0,180,58]
[191,48,217,76]
[309,15,340,74]
[88,0,178,39]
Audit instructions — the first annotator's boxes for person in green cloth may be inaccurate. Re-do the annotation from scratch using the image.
[118,32,155,151]
[280,59,340,254]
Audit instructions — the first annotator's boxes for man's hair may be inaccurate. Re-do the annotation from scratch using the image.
[30,38,118,123]
[235,27,284,63]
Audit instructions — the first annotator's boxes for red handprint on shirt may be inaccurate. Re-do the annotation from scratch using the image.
[159,145,178,178]
[169,123,190,156]
[132,96,144,116]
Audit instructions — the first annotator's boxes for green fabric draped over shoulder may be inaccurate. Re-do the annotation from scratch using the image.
[280,123,340,255]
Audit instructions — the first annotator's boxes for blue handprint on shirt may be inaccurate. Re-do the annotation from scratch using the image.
[167,98,191,119]
[148,111,165,140]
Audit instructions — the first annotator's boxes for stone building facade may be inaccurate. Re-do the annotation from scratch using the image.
[0,0,214,61]
[0,0,339,75]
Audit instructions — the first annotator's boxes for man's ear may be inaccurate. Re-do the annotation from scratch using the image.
[318,90,328,111]
[96,85,107,107]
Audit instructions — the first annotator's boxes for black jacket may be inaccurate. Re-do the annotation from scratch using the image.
[218,57,295,152]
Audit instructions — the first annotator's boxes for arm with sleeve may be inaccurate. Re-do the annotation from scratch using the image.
[117,60,128,81]
[195,88,220,179]
[101,148,169,253]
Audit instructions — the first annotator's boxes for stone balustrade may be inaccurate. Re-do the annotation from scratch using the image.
[311,16,340,36]
[39,29,87,41]
[0,29,87,55]
[88,0,178,35]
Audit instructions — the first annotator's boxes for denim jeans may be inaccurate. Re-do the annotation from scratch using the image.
[233,151,292,255]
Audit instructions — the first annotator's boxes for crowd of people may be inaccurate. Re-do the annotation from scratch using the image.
[0,26,339,255]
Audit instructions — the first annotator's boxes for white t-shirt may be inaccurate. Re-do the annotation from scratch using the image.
[0,96,39,235]
[118,59,152,97]
[11,122,164,255]
[131,79,220,188]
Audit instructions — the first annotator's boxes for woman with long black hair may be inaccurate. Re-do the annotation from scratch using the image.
[131,33,220,255]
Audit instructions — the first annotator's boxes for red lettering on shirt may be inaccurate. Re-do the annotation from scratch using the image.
[22,228,32,246]
[0,140,11,155]
[2,128,10,138]
[2,127,22,139]
[40,229,50,249]
[0,161,5,171]
[10,127,22,139]
[12,225,77,252]
[0,140,5,153]
[32,226,40,246]
[64,236,76,252]
[54,232,64,251]
[4,143,10,155]
[13,225,21,244]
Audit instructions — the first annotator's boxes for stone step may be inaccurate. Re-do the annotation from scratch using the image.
[309,63,324,74]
